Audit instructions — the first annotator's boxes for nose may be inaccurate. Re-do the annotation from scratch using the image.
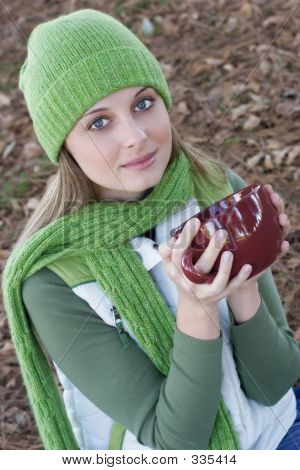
[121,116,148,148]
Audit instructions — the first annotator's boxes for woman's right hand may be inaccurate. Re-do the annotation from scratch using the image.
[158,217,253,309]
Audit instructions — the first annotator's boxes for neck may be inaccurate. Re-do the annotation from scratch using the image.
[94,185,154,202]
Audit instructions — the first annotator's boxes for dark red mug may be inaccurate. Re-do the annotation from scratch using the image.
[170,184,284,284]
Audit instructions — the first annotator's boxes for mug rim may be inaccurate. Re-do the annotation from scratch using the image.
[203,183,261,218]
[170,183,262,237]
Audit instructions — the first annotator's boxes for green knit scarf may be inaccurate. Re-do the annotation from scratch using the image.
[2,149,240,450]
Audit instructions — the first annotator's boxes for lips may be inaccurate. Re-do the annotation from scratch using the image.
[122,150,157,167]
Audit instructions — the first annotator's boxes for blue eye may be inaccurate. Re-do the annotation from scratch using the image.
[88,97,155,131]
[136,97,154,111]
[89,117,108,130]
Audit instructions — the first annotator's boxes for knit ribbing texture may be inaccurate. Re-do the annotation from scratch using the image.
[2,150,240,450]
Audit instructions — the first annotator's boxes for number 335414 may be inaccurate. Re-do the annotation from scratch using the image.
[191,454,237,464]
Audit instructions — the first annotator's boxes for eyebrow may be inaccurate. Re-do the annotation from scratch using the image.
[81,86,151,119]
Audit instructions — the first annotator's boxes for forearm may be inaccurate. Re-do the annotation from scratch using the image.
[227,285,300,405]
[176,293,221,340]
[154,325,223,449]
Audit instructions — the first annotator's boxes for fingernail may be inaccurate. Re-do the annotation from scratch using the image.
[244,265,252,273]
[217,230,226,241]
[224,251,232,263]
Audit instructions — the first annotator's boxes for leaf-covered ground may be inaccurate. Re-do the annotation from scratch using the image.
[0,0,299,450]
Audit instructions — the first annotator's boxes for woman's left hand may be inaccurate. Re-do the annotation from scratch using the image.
[233,184,291,289]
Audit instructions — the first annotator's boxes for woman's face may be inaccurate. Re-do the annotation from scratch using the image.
[65,86,173,201]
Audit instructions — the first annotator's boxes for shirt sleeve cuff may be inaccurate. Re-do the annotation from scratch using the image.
[173,325,223,357]
[229,296,275,345]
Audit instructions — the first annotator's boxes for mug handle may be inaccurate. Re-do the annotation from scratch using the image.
[182,247,217,284]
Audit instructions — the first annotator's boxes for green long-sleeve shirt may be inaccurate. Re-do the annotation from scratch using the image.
[21,168,300,449]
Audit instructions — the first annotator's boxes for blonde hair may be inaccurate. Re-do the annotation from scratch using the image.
[12,123,227,252]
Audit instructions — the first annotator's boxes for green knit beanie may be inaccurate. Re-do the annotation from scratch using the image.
[18,9,172,165]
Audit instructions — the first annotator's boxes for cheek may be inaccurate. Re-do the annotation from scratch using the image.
[65,131,119,184]
[153,113,172,143]
[71,136,106,166]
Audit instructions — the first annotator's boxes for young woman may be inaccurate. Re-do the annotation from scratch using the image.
[2,9,300,451]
